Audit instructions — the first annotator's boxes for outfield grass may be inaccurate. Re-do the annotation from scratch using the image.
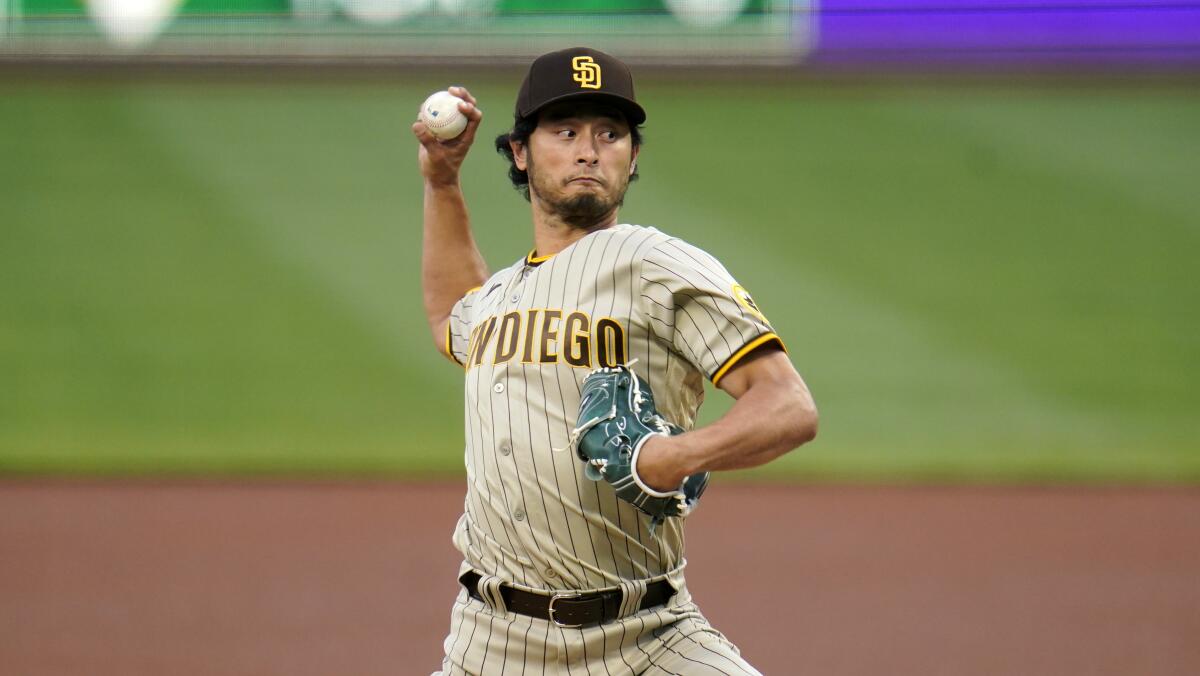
[2,75,1197,481]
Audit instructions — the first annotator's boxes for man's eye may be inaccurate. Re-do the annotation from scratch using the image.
[601,131,616,141]
[558,130,575,138]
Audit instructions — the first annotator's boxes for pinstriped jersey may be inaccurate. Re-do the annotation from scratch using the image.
[443,223,784,592]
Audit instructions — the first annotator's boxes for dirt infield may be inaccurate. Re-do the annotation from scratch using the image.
[1,482,1197,675]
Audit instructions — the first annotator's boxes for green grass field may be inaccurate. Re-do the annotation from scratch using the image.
[2,75,1198,481]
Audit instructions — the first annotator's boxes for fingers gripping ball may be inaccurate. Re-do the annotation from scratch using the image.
[419,90,468,140]
[567,364,709,532]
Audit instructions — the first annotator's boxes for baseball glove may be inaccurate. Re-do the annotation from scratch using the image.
[567,363,709,531]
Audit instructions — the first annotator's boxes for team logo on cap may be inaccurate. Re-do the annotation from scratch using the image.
[572,56,602,90]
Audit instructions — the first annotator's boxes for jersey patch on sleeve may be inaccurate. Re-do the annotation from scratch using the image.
[731,283,768,324]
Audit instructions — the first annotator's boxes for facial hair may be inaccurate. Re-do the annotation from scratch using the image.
[527,153,630,230]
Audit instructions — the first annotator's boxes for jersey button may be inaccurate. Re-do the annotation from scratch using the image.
[513,508,525,521]
[499,445,511,456]
[544,568,557,578]
[493,383,505,394]
[510,294,520,303]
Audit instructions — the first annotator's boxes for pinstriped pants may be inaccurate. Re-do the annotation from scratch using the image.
[434,586,762,676]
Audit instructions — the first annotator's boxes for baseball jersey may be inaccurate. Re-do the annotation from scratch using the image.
[443,223,784,592]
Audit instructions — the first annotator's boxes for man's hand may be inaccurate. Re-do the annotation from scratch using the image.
[413,86,483,188]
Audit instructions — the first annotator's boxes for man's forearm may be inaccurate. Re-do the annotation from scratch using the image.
[412,85,488,340]
[637,377,817,490]
[677,380,816,475]
[422,181,489,334]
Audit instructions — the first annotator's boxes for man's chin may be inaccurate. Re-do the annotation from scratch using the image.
[559,199,613,228]
[533,189,622,229]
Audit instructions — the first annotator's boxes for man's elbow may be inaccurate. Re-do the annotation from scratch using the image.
[787,386,818,447]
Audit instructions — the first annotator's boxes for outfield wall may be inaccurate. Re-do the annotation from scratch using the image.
[1,0,1197,67]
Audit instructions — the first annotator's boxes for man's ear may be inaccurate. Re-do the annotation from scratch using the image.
[512,140,528,171]
[630,145,640,175]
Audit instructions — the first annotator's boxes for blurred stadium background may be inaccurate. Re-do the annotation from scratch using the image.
[3,4,1200,676]
[2,0,1198,482]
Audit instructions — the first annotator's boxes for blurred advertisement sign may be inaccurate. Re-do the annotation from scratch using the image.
[0,0,806,64]
[4,0,1195,66]
[811,0,1200,65]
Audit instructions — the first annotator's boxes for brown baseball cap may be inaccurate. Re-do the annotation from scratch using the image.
[515,47,646,125]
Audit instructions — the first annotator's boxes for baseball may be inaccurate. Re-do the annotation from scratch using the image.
[418,90,468,140]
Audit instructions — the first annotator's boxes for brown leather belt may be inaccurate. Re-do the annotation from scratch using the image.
[459,571,675,628]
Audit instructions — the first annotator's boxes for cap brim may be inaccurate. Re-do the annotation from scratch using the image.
[521,91,646,126]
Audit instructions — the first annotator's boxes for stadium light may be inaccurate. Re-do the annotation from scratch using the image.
[664,0,752,28]
[336,0,432,25]
[86,0,182,50]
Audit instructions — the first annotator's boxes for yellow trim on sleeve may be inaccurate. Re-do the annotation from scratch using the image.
[710,332,787,387]
[444,321,464,367]
[465,285,483,295]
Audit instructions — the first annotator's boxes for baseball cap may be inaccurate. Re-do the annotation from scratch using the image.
[515,47,647,126]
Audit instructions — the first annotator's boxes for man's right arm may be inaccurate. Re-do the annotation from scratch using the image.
[412,86,490,354]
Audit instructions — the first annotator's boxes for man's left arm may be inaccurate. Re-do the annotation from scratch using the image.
[635,346,817,491]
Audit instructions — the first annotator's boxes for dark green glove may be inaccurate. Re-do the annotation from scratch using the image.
[568,363,709,531]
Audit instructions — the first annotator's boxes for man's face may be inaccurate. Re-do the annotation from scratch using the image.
[513,102,639,228]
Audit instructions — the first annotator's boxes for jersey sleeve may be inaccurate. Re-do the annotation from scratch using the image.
[640,239,786,387]
[444,286,483,367]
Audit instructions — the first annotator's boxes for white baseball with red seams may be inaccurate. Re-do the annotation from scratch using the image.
[418,90,468,140]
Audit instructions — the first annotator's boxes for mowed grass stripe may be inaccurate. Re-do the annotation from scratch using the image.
[0,85,455,474]
[1,79,1196,480]
[886,93,1200,418]
[628,94,1115,477]
[633,86,1199,480]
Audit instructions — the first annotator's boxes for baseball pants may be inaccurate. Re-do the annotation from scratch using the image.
[434,585,761,675]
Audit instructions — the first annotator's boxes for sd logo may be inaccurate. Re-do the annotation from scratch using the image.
[572,56,602,90]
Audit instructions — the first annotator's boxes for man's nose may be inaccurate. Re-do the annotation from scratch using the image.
[576,139,600,166]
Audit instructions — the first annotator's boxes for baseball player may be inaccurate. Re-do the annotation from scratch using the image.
[413,47,818,675]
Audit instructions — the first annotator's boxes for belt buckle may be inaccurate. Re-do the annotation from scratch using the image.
[547,591,583,628]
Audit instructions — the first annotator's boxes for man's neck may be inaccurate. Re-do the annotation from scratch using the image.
[529,200,619,260]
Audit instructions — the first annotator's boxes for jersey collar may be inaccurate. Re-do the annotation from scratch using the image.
[525,249,555,267]
[525,224,633,267]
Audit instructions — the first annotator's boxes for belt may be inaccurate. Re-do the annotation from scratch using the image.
[460,571,675,628]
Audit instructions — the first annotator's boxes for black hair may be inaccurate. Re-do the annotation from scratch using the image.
[494,112,643,201]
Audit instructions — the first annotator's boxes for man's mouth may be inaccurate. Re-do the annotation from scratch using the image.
[568,176,603,186]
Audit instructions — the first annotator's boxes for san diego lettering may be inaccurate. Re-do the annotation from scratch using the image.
[464,309,627,370]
